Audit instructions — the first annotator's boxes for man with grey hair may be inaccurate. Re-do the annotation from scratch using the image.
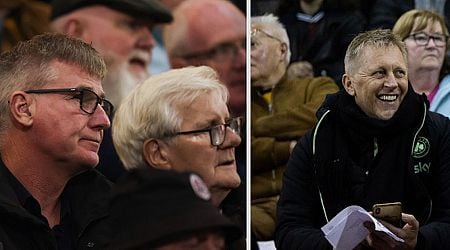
[50,0,173,181]
[112,66,245,249]
[0,33,113,249]
[277,29,450,249]
[251,14,339,241]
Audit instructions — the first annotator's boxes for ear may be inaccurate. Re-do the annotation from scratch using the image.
[342,74,355,96]
[143,138,172,170]
[280,43,288,62]
[64,19,85,39]
[9,91,34,127]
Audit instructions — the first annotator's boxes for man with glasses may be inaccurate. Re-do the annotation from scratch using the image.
[163,0,245,117]
[0,33,113,249]
[393,9,450,118]
[50,0,173,182]
[251,14,339,242]
[112,66,245,249]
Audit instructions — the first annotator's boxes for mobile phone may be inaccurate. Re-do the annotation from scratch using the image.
[372,202,402,226]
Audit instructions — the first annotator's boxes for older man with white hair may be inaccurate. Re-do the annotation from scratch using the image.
[251,14,339,241]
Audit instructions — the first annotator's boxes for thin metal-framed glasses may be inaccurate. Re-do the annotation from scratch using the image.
[407,32,448,47]
[24,88,114,116]
[174,117,242,146]
[251,28,283,43]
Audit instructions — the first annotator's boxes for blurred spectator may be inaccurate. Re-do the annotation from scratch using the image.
[150,0,245,75]
[276,0,365,84]
[112,66,246,249]
[50,0,173,182]
[393,9,450,117]
[251,14,338,241]
[0,0,50,52]
[252,0,280,16]
[108,168,240,249]
[163,0,246,117]
[286,61,314,80]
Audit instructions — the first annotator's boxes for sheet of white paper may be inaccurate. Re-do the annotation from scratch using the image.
[321,205,404,250]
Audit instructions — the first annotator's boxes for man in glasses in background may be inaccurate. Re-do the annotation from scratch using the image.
[0,33,113,249]
[163,0,245,118]
[112,66,245,249]
[50,0,173,182]
[251,14,338,242]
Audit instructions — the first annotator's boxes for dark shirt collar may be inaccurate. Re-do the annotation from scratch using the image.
[0,157,32,207]
[0,157,75,249]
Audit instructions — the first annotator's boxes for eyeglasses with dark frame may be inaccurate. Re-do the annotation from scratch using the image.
[174,117,242,146]
[24,88,114,116]
[407,32,449,47]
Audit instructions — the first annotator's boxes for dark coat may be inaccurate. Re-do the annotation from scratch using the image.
[278,3,365,84]
[368,0,450,29]
[276,89,450,249]
[0,164,112,250]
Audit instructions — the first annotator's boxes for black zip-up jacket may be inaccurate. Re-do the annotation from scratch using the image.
[276,89,450,249]
[0,162,112,250]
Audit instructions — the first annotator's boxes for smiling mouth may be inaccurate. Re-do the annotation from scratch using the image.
[377,94,398,102]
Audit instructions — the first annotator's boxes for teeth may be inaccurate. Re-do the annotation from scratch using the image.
[378,95,397,101]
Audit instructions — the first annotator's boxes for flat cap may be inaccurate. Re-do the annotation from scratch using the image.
[51,0,173,23]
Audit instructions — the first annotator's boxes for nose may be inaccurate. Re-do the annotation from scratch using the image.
[136,27,156,51]
[219,126,241,148]
[426,37,438,47]
[384,72,399,88]
[90,105,111,130]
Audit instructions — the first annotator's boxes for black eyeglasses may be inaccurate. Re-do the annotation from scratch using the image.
[407,32,448,47]
[181,39,245,62]
[24,88,114,116]
[174,117,242,146]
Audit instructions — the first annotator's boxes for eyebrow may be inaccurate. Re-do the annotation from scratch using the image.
[77,85,106,98]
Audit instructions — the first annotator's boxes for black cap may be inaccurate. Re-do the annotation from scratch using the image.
[109,168,241,249]
[51,0,173,23]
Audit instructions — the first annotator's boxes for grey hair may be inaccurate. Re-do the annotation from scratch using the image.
[251,14,291,64]
[112,66,229,169]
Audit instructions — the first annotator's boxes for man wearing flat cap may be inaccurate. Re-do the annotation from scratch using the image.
[50,0,173,182]
[108,168,241,249]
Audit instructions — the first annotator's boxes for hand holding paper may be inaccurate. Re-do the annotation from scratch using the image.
[321,205,404,250]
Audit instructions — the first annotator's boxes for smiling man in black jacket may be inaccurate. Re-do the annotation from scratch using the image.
[276,29,450,249]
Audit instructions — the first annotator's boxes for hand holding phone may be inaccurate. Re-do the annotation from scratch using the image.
[372,202,402,227]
